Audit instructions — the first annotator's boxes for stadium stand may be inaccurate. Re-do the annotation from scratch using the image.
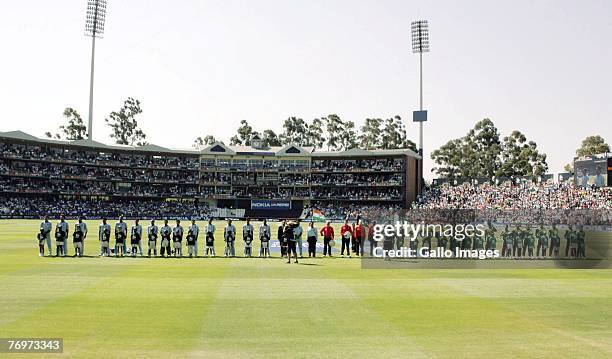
[0,131,421,218]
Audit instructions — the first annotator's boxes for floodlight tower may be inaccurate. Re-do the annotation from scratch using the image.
[411,20,429,191]
[85,0,107,141]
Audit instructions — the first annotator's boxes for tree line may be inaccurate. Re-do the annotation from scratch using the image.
[46,97,147,146]
[431,118,609,182]
[194,115,417,152]
[46,99,608,181]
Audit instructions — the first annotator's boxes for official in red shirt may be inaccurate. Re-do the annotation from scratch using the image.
[320,221,335,257]
[340,219,353,257]
[353,220,365,256]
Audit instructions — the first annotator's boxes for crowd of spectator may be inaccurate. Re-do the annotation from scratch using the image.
[1,159,196,183]
[310,173,403,186]
[311,187,402,200]
[312,158,404,172]
[0,177,199,197]
[0,197,209,219]
[0,142,199,169]
[415,181,611,210]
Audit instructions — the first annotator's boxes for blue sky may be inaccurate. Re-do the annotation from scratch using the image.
[1,0,610,178]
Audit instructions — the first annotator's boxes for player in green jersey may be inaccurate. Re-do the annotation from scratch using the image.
[535,224,549,258]
[549,224,560,257]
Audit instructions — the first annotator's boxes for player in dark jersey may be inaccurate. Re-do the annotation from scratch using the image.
[549,224,560,257]
[205,219,216,257]
[565,225,577,258]
[421,232,432,251]
[473,231,484,251]
[186,225,197,258]
[512,226,522,258]
[55,218,67,257]
[535,224,549,258]
[436,232,447,251]
[37,229,46,256]
[160,220,172,257]
[172,220,184,257]
[147,220,158,257]
[485,225,497,252]
[73,223,84,257]
[523,226,535,258]
[501,225,513,258]
[577,225,586,258]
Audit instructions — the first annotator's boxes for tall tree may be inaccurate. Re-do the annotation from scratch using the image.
[575,135,610,157]
[431,138,467,182]
[323,114,343,151]
[280,117,309,146]
[229,120,254,146]
[431,119,548,181]
[339,119,357,150]
[464,118,502,179]
[262,129,282,147]
[105,98,147,146]
[359,118,383,150]
[305,118,325,149]
[497,130,548,178]
[193,135,217,149]
[380,116,417,152]
[45,108,87,140]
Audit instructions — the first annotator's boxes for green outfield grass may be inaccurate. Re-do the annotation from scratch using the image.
[0,219,611,358]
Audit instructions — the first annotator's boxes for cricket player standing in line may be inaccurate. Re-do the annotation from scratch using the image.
[99,218,111,256]
[115,217,127,257]
[72,222,84,257]
[131,219,143,257]
[173,220,184,257]
[37,228,46,256]
[576,225,586,258]
[160,220,172,257]
[186,224,197,258]
[501,225,512,257]
[224,219,236,257]
[147,220,158,257]
[189,219,199,257]
[536,224,548,258]
[205,218,216,257]
[77,216,88,255]
[259,219,271,258]
[549,224,560,257]
[512,226,522,258]
[40,216,52,256]
[55,215,68,257]
[243,219,254,257]
[294,220,303,258]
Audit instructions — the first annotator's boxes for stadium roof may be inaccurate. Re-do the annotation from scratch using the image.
[0,131,420,158]
[0,130,40,141]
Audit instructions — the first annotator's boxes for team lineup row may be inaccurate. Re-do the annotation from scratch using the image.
[36,216,371,263]
[36,217,589,260]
